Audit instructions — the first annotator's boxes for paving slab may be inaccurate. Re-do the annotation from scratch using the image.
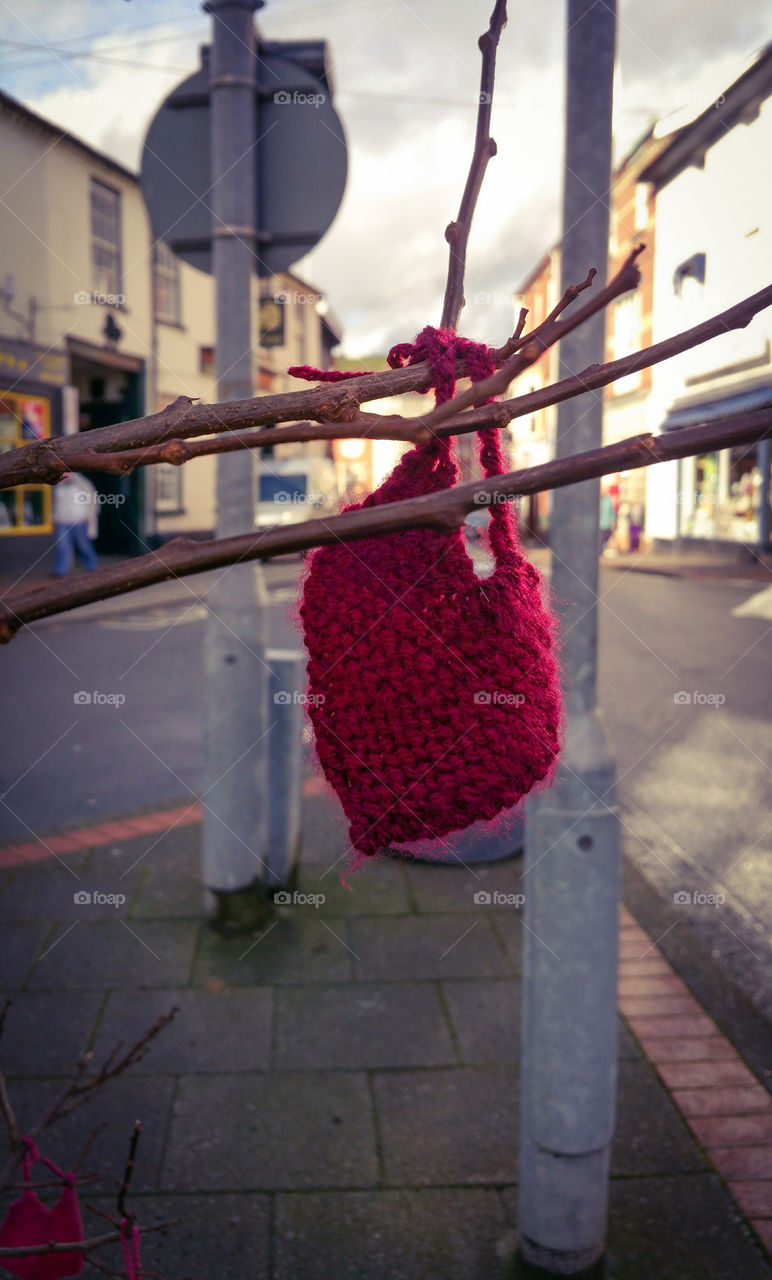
[163,1071,378,1191]
[121,1193,271,1280]
[274,981,456,1070]
[24,919,198,988]
[193,914,353,986]
[0,922,55,988]
[7,1075,175,1193]
[0,855,90,919]
[441,978,521,1064]
[607,1173,772,1278]
[348,914,509,981]
[296,859,411,915]
[0,990,103,1075]
[611,1058,708,1176]
[127,825,206,918]
[274,1187,513,1280]
[405,855,526,913]
[373,1066,518,1185]
[485,910,523,975]
[298,792,350,866]
[92,987,273,1073]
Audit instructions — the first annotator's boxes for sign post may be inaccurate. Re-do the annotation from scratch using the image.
[140,2,347,928]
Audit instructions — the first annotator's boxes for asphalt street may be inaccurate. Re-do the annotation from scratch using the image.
[1,558,770,1014]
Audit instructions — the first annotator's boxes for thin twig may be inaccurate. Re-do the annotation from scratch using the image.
[117,1120,142,1217]
[0,1058,21,1154]
[3,1172,100,1189]
[425,250,641,429]
[440,0,508,329]
[0,1009,178,1187]
[72,1122,107,1172]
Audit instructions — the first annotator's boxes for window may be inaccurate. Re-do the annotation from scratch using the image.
[154,463,184,514]
[634,183,649,232]
[90,179,122,300]
[153,242,181,324]
[610,293,642,393]
[0,393,52,534]
[673,252,706,298]
[200,346,215,376]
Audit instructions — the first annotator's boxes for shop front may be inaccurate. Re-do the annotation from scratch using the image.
[662,383,771,552]
[0,335,68,563]
[68,338,145,555]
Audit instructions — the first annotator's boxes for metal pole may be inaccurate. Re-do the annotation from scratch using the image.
[201,0,271,931]
[518,2,619,1274]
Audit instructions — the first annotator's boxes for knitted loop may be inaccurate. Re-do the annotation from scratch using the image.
[120,1219,141,1280]
[287,364,376,382]
[21,1136,72,1187]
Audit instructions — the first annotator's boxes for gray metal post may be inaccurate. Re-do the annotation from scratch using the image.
[517,2,620,1274]
[201,0,272,930]
[265,650,305,888]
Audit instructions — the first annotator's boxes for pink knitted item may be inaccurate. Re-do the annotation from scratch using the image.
[298,326,562,865]
[0,1138,84,1278]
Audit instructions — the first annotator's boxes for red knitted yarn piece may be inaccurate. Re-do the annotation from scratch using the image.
[288,365,376,382]
[0,1138,84,1278]
[300,325,562,865]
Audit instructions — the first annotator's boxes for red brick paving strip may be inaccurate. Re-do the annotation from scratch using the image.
[0,803,203,867]
[619,905,772,1256]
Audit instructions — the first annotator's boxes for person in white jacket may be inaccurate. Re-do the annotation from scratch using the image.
[52,472,99,576]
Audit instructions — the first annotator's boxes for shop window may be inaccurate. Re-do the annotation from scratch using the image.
[153,242,181,324]
[0,393,52,534]
[154,462,184,514]
[90,179,122,300]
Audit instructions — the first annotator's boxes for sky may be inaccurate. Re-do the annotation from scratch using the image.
[0,0,769,356]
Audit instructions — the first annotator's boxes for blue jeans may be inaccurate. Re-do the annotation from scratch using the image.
[53,522,98,576]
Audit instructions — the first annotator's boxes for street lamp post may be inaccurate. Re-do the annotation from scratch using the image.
[517,1,620,1273]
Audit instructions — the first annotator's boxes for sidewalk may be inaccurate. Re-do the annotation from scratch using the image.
[1,791,771,1278]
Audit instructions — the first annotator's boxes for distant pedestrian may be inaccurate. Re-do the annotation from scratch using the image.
[52,472,99,577]
[599,489,615,554]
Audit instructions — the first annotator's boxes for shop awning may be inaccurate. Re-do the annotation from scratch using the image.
[661,382,772,431]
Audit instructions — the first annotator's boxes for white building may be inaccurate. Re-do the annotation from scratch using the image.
[640,46,772,553]
[0,89,343,564]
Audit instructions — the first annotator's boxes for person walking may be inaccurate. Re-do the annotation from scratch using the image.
[52,472,99,577]
[599,487,615,555]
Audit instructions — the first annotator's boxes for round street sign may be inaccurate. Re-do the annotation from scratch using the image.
[140,43,348,276]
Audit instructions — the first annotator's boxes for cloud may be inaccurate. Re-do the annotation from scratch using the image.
[9,0,769,356]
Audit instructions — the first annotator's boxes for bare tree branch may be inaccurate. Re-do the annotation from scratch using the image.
[440,0,508,329]
[117,1120,142,1218]
[425,249,641,429]
[1,409,768,642]
[0,1220,175,1259]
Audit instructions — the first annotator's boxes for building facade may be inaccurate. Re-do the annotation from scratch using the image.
[640,48,772,553]
[511,129,665,549]
[0,90,344,565]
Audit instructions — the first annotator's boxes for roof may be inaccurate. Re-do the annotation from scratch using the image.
[639,42,772,190]
[0,88,137,184]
